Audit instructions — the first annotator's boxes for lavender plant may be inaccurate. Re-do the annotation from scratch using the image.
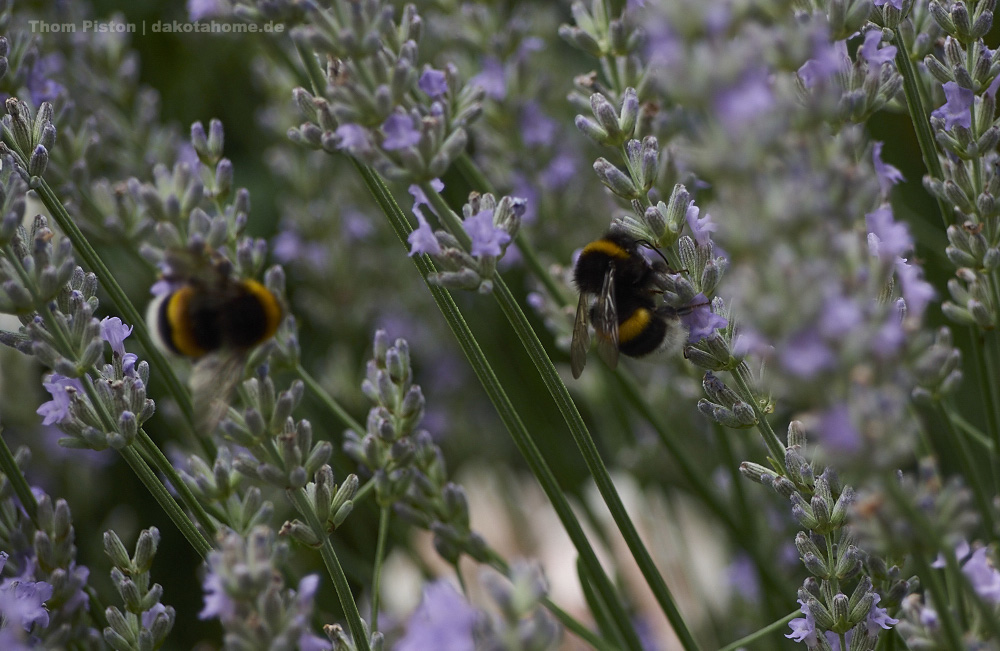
[0,0,999,648]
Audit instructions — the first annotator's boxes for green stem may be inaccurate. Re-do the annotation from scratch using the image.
[136,429,219,538]
[119,446,212,558]
[0,429,38,522]
[729,363,786,465]
[370,506,390,633]
[296,363,365,433]
[932,403,997,540]
[910,552,965,650]
[891,27,949,228]
[419,182,701,651]
[355,161,646,651]
[982,330,1000,494]
[717,609,800,651]
[945,406,995,452]
[287,488,371,651]
[32,179,212,457]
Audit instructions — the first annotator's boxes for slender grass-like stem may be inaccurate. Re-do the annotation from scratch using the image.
[355,161,646,651]
[891,27,949,228]
[287,488,371,651]
[944,406,995,452]
[370,505,390,633]
[717,609,800,651]
[295,363,365,434]
[0,429,37,522]
[136,429,219,538]
[932,403,997,540]
[119,446,212,558]
[416,179,701,651]
[909,552,965,650]
[729,362,786,465]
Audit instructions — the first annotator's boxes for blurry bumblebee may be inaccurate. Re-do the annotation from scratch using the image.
[570,230,688,379]
[147,260,283,430]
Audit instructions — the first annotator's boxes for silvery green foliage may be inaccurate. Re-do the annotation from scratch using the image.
[0,449,101,648]
[344,330,487,566]
[199,527,332,651]
[285,0,483,180]
[103,528,176,651]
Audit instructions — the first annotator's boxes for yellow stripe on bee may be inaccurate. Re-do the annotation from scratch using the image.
[242,279,283,342]
[166,286,209,358]
[582,238,630,259]
[618,308,651,344]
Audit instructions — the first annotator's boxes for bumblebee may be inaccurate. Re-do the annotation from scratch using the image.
[570,230,687,378]
[151,277,282,358]
[148,267,283,430]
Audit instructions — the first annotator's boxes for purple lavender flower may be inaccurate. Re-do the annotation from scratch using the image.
[0,564,54,633]
[520,102,558,148]
[37,375,84,426]
[818,294,863,339]
[987,73,1000,99]
[408,213,441,257]
[872,142,904,194]
[786,599,818,644]
[682,296,728,342]
[858,30,897,67]
[407,180,445,257]
[188,0,224,20]
[470,58,506,100]
[99,317,133,357]
[798,39,847,89]
[381,112,422,150]
[27,53,66,107]
[408,179,445,216]
[198,565,235,621]
[865,593,899,633]
[931,82,974,131]
[335,124,371,151]
[685,203,717,246]
[342,208,375,241]
[540,151,578,191]
[825,629,853,651]
[714,68,774,133]
[817,402,862,453]
[396,580,478,651]
[936,541,1000,602]
[780,331,835,378]
[866,205,913,261]
[418,67,449,98]
[272,230,329,271]
[464,209,510,257]
[643,13,682,64]
[895,259,934,319]
[727,552,761,601]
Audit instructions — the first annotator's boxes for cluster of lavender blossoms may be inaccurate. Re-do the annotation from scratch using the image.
[1,0,1000,648]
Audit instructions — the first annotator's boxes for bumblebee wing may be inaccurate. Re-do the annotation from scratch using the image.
[594,266,620,371]
[570,292,592,379]
[190,352,247,435]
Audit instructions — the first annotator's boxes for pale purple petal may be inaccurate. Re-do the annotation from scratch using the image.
[418,68,448,98]
[872,141,904,193]
[859,30,897,66]
[381,113,422,150]
[931,81,974,130]
[464,209,510,257]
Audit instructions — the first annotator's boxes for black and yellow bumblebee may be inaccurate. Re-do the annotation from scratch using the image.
[570,230,687,378]
[151,276,282,359]
[148,263,283,429]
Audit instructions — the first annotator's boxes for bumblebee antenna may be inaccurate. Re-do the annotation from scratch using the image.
[636,239,673,268]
